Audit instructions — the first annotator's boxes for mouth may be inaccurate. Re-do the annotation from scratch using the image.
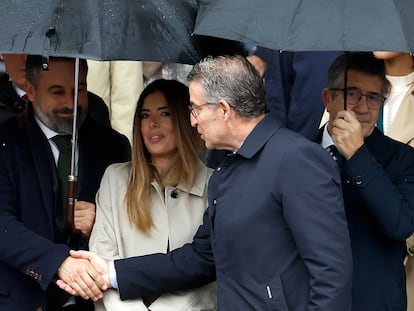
[148,134,163,143]
[55,107,75,117]
[56,112,74,119]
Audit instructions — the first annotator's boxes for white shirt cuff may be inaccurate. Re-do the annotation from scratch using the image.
[109,260,118,289]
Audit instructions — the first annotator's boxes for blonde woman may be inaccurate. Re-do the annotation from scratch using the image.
[89,79,216,311]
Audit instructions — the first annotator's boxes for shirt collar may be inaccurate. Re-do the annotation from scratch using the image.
[321,123,334,149]
[14,86,26,98]
[34,116,60,140]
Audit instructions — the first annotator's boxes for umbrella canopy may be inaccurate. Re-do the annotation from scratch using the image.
[0,0,241,64]
[194,0,414,53]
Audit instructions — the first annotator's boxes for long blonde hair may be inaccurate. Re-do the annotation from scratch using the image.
[125,79,203,234]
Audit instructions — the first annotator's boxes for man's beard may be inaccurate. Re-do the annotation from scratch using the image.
[34,100,87,134]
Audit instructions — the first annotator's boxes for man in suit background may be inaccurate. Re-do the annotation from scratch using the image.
[0,54,27,122]
[319,52,414,310]
[59,54,352,310]
[0,54,112,127]
[247,47,340,141]
[0,55,130,310]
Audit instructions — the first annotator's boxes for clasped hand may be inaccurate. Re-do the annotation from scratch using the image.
[57,250,111,301]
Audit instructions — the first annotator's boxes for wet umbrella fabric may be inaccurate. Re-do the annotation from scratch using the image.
[0,0,233,64]
[194,0,414,53]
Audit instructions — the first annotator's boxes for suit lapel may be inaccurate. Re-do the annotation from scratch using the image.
[19,107,57,224]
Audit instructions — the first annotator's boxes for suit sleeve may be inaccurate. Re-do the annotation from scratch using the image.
[344,143,414,239]
[0,139,69,290]
[115,210,216,300]
[279,142,353,311]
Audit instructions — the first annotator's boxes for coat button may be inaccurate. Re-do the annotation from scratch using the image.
[354,176,363,185]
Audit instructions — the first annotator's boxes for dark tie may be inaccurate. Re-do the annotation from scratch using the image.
[326,145,338,160]
[51,135,72,233]
[326,145,344,168]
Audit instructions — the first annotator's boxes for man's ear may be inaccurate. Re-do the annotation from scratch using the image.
[24,80,35,102]
[217,100,232,120]
[322,88,331,112]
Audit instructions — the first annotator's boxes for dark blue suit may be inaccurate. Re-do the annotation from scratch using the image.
[255,49,340,140]
[0,104,130,310]
[0,74,25,123]
[318,127,414,310]
[115,114,352,310]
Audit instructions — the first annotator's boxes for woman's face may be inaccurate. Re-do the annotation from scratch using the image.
[140,91,178,162]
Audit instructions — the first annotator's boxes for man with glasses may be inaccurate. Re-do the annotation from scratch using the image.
[320,52,414,310]
[58,55,353,310]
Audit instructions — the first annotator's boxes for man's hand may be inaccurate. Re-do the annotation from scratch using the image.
[74,201,95,237]
[331,110,364,159]
[57,255,106,301]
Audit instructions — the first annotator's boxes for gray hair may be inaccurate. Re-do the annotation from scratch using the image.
[187,55,267,119]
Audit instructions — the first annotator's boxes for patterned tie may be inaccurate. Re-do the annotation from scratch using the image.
[326,145,344,168]
[51,135,72,232]
[326,145,339,160]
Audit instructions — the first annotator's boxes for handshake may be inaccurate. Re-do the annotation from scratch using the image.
[56,250,112,301]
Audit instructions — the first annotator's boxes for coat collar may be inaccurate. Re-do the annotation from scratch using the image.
[236,113,283,159]
[18,104,57,224]
[151,162,211,198]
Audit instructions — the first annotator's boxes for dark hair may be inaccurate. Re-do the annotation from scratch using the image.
[25,55,88,87]
[187,54,267,119]
[327,52,390,96]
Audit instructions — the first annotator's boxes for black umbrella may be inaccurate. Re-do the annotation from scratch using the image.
[0,0,242,233]
[0,0,241,64]
[194,0,414,53]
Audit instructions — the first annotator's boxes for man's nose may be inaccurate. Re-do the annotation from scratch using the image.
[353,96,370,113]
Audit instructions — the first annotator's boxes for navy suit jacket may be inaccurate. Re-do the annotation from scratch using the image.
[0,104,130,310]
[318,127,414,310]
[255,49,340,140]
[0,74,25,123]
[115,114,353,310]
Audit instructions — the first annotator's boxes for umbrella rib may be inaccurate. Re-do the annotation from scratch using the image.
[282,0,304,50]
[392,0,412,52]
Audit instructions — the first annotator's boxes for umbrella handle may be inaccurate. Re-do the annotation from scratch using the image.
[67,175,81,235]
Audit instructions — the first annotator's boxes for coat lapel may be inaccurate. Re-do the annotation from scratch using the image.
[19,106,57,225]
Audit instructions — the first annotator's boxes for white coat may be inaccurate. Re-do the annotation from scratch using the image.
[89,161,217,311]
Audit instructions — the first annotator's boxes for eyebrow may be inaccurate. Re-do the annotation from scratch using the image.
[141,105,169,112]
[347,86,382,95]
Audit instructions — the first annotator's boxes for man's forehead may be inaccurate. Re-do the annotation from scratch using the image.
[346,70,383,91]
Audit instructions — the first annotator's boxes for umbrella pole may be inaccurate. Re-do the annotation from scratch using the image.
[343,51,348,110]
[67,58,80,234]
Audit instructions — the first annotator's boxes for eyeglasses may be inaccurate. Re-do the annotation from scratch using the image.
[329,88,386,110]
[188,102,217,118]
